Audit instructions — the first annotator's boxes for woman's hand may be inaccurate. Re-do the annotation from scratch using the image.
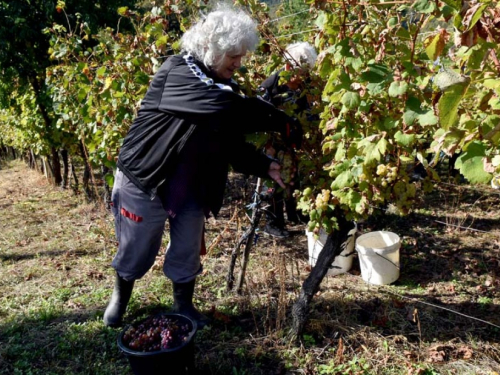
[268,161,286,189]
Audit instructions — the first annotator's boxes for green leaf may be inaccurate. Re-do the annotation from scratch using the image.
[346,57,363,71]
[314,11,327,28]
[388,81,408,97]
[455,142,492,184]
[483,78,500,89]
[330,170,354,190]
[77,87,89,102]
[319,57,334,79]
[359,137,387,164]
[334,141,346,161]
[438,82,469,130]
[441,5,457,19]
[382,117,398,130]
[333,39,353,59]
[105,174,115,188]
[394,131,415,147]
[412,0,436,13]
[96,66,106,78]
[399,155,413,163]
[348,191,364,215]
[396,27,411,40]
[341,91,361,109]
[347,143,359,159]
[467,43,490,70]
[155,35,168,48]
[366,82,386,95]
[441,0,461,11]
[465,3,489,32]
[134,71,151,85]
[453,13,463,30]
[418,110,438,126]
[403,109,419,126]
[360,63,391,83]
[323,68,341,96]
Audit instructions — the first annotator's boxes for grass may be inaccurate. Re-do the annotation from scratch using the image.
[1,159,499,374]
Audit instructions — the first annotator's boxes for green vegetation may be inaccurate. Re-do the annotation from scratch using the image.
[1,0,500,373]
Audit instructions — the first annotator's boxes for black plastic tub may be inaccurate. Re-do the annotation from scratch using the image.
[117,313,198,375]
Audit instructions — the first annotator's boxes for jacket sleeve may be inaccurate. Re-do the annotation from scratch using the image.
[258,71,281,103]
[227,139,274,178]
[143,57,292,135]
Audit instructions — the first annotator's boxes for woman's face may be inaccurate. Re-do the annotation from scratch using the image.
[213,53,245,80]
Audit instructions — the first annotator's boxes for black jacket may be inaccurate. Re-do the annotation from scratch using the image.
[117,54,293,217]
[259,70,309,112]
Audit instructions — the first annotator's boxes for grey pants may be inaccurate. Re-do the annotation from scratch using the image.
[111,170,204,283]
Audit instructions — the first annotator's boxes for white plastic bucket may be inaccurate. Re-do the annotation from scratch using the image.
[306,225,356,276]
[355,231,400,285]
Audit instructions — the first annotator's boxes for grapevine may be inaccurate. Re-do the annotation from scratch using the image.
[1,0,499,225]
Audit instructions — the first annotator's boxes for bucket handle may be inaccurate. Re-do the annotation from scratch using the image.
[373,252,400,270]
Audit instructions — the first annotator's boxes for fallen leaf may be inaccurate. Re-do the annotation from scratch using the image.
[456,345,473,359]
[428,349,446,363]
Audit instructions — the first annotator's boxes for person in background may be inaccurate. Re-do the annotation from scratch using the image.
[103,4,302,329]
[259,42,317,238]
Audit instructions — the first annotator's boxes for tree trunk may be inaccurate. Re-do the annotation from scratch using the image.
[292,210,356,337]
[60,149,69,189]
[29,74,62,185]
[50,147,62,186]
[101,165,112,208]
[44,156,54,181]
[70,156,79,192]
[79,141,93,199]
[27,150,34,169]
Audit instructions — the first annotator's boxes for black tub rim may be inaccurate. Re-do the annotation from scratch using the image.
[117,312,198,357]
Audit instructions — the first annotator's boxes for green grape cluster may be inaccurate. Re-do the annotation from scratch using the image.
[376,164,398,185]
[306,189,336,233]
[391,180,417,214]
[277,149,294,184]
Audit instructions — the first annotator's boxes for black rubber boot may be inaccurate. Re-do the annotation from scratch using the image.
[172,279,210,330]
[103,272,135,328]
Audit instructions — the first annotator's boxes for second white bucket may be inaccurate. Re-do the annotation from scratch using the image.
[355,231,400,285]
[306,226,356,276]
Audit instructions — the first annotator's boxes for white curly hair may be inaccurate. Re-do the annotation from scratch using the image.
[284,42,318,70]
[180,4,259,69]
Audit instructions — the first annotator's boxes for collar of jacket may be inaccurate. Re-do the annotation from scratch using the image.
[181,52,241,93]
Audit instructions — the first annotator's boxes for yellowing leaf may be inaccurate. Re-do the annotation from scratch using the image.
[103,77,112,91]
[424,33,446,61]
[117,7,128,16]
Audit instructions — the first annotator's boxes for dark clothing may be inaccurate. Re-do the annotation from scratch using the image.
[259,70,311,228]
[117,54,293,218]
[259,70,310,113]
[111,53,295,282]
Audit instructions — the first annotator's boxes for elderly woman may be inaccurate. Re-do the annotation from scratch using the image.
[103,5,302,329]
[259,42,317,238]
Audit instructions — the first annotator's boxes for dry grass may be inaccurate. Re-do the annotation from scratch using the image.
[1,159,499,374]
